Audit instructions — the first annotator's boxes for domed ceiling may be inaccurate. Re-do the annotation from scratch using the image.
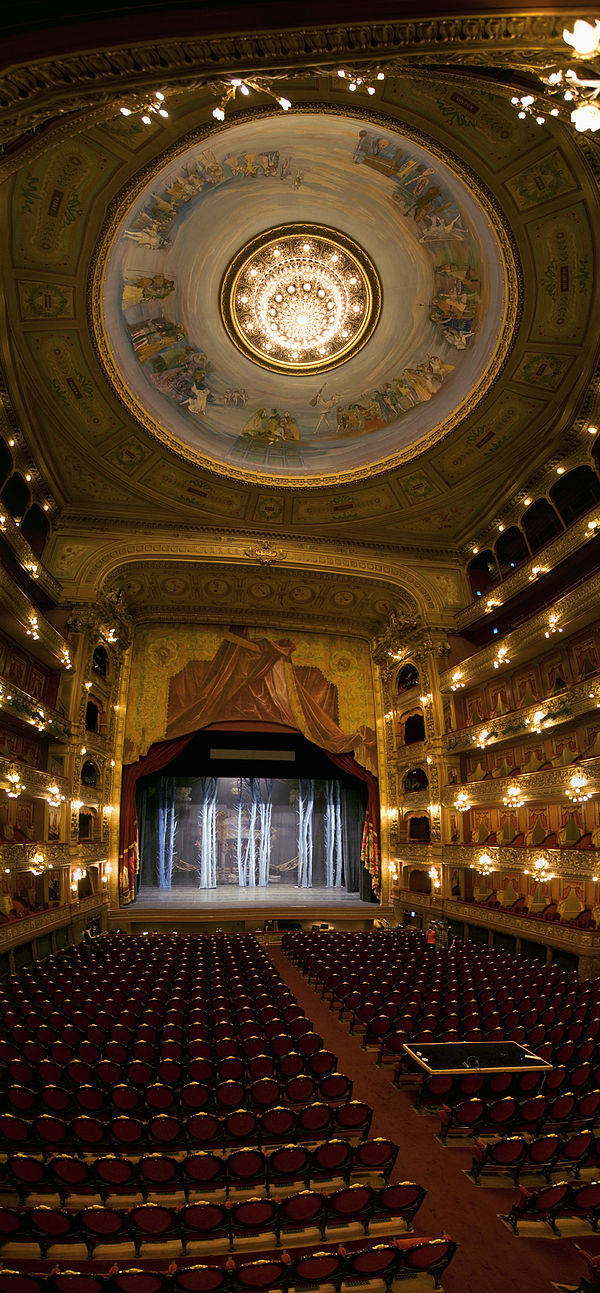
[3,73,600,553]
[95,110,514,486]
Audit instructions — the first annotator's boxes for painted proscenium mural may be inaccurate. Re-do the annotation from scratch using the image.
[98,110,511,484]
[123,624,377,775]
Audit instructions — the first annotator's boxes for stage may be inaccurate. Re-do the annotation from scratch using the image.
[109,883,392,934]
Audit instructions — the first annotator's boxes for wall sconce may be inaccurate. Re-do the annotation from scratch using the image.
[428,865,441,890]
[503,784,524,809]
[427,802,440,816]
[476,852,494,876]
[5,770,23,798]
[450,672,465,690]
[567,770,593,804]
[419,693,432,705]
[545,613,562,638]
[493,646,511,669]
[454,790,471,812]
[72,800,83,812]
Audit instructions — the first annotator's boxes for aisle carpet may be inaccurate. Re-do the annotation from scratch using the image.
[269,944,589,1293]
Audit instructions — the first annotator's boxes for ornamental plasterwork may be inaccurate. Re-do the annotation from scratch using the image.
[0,840,108,871]
[0,758,69,799]
[0,895,109,953]
[0,677,71,743]
[442,842,600,881]
[444,677,600,755]
[442,757,600,807]
[0,568,70,668]
[61,537,441,615]
[0,14,584,149]
[460,438,600,573]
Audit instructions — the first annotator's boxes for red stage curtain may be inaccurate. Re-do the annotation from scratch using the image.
[119,733,194,904]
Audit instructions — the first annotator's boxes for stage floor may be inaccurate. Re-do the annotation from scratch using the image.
[110,884,391,932]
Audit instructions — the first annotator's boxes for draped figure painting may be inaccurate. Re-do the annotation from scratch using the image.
[166,626,377,775]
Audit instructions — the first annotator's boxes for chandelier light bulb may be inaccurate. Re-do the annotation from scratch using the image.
[563,19,600,56]
[213,106,225,121]
[278,97,291,111]
[571,101,600,132]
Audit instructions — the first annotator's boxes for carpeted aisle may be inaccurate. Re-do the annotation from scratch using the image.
[269,943,583,1293]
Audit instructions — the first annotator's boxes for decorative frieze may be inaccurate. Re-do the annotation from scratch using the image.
[442,842,600,881]
[442,757,600,807]
[0,841,108,871]
[393,888,600,956]
[0,678,71,743]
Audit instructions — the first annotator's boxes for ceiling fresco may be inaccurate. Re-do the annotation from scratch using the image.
[3,74,600,550]
[95,110,512,486]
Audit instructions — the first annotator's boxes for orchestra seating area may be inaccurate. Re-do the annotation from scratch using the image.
[284,929,600,1248]
[0,933,458,1292]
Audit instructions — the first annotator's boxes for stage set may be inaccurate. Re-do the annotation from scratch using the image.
[114,728,387,934]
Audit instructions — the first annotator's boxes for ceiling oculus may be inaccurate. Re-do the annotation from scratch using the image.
[220,223,382,374]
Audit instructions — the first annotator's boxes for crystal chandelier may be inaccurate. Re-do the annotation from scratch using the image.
[221,224,381,374]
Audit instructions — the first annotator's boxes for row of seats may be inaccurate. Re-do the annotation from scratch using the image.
[0,1180,427,1257]
[3,1069,353,1114]
[471,1128,599,1184]
[439,1089,600,1141]
[504,1179,600,1234]
[0,934,458,1291]
[2,1137,399,1203]
[0,1099,374,1157]
[0,1236,459,1293]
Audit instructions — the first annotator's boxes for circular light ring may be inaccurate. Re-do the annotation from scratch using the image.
[220,223,382,374]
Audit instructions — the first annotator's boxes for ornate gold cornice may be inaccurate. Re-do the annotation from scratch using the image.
[0,757,70,800]
[442,842,600,881]
[0,15,586,150]
[393,888,600,949]
[443,756,600,807]
[0,675,71,743]
[0,894,109,953]
[0,564,68,666]
[455,502,600,633]
[0,840,108,871]
[0,514,62,604]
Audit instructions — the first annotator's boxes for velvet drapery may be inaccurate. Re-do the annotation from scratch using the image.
[165,629,377,776]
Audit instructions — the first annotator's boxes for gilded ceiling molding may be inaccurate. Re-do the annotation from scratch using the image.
[442,842,600,883]
[0,14,582,149]
[50,534,452,616]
